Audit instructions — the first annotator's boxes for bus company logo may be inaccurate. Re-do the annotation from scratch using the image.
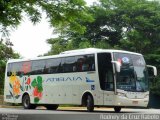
[86,77,95,83]
[122,57,130,63]
[45,76,82,83]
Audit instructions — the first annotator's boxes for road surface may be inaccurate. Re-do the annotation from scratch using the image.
[0,107,160,120]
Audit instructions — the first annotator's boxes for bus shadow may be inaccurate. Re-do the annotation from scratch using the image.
[35,107,139,113]
[56,109,138,113]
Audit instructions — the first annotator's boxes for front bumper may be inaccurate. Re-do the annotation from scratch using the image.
[114,95,149,107]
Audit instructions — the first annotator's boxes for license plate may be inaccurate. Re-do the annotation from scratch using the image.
[132,101,138,104]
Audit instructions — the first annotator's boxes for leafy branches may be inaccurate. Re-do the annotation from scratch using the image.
[0,0,93,37]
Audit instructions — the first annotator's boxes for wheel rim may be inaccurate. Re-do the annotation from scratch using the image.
[87,96,90,107]
[24,96,30,108]
[86,95,93,111]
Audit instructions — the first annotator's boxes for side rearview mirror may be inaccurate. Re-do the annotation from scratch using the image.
[112,61,121,73]
[147,65,157,77]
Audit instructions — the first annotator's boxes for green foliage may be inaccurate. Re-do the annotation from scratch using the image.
[78,41,92,49]
[45,38,68,55]
[94,40,111,49]
[0,0,41,36]
[41,0,93,34]
[0,0,93,37]
[150,75,160,96]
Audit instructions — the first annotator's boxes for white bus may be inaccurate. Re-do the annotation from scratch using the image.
[4,48,157,112]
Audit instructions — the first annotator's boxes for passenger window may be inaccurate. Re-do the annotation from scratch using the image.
[82,55,89,71]
[31,60,46,75]
[86,54,95,71]
[7,63,12,76]
[63,57,76,72]
[46,58,62,74]
[76,56,84,72]
[21,61,31,75]
[76,54,95,72]
[10,62,23,76]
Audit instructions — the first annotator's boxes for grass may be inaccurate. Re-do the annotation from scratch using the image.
[59,105,79,107]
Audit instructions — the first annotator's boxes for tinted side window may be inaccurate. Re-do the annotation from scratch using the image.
[63,57,76,72]
[76,56,84,72]
[31,60,46,75]
[76,54,95,72]
[22,61,31,75]
[7,63,12,76]
[45,58,62,74]
[8,62,22,76]
[86,54,95,71]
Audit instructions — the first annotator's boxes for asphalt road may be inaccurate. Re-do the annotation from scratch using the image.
[0,107,160,120]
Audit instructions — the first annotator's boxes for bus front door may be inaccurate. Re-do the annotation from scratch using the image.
[97,53,115,106]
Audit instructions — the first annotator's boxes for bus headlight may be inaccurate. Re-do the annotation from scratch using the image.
[117,92,126,97]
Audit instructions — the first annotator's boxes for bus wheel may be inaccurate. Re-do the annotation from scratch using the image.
[86,95,94,112]
[114,106,121,113]
[45,104,59,110]
[22,94,36,109]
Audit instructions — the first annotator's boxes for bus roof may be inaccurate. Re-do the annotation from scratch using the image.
[7,48,142,63]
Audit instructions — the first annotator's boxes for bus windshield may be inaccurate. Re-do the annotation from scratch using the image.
[114,53,148,92]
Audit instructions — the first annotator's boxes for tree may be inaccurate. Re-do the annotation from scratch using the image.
[46,0,160,54]
[0,0,93,37]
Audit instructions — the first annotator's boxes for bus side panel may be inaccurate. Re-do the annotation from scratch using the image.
[37,73,83,105]
[4,75,22,104]
[29,72,104,106]
[4,65,104,106]
[79,73,104,106]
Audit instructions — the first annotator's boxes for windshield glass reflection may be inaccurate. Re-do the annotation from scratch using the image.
[114,53,148,92]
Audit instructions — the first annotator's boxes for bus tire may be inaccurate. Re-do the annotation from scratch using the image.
[45,104,59,110]
[22,94,36,109]
[114,106,121,113]
[86,95,94,112]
